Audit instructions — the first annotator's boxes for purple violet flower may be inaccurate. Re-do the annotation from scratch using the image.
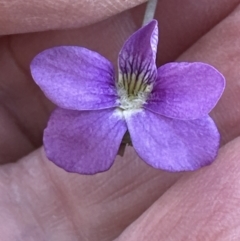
[30,20,225,174]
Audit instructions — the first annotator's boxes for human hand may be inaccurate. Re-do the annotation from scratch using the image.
[0,0,240,240]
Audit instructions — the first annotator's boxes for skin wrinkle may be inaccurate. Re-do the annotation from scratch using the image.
[40,158,83,239]
[79,155,138,206]
[71,151,146,205]
[14,153,82,240]
[100,167,150,204]
[0,164,46,240]
[22,206,47,241]
[61,150,130,193]
[105,169,171,204]
[47,166,114,239]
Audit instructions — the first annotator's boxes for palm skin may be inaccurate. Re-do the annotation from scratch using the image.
[0,0,240,240]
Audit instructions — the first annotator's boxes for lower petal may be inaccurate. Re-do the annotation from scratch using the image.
[44,108,127,174]
[125,109,220,172]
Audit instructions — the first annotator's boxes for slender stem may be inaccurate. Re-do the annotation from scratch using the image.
[142,0,158,26]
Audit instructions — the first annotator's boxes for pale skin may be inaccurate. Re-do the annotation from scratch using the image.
[0,0,240,240]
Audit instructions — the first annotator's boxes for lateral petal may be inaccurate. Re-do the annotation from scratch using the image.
[31,46,119,110]
[145,62,225,119]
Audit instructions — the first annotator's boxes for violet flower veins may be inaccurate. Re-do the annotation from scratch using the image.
[30,20,225,174]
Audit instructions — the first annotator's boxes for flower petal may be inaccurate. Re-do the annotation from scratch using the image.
[118,20,158,93]
[44,108,127,174]
[145,62,225,119]
[125,109,220,172]
[30,46,119,110]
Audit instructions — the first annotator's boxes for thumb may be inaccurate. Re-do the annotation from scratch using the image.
[0,0,146,35]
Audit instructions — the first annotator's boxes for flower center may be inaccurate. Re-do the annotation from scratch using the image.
[117,72,153,110]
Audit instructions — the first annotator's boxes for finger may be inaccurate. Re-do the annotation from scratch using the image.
[1,3,239,238]
[0,0,146,35]
[115,137,240,241]
[0,147,180,241]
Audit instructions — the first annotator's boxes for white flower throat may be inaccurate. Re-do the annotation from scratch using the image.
[117,72,153,110]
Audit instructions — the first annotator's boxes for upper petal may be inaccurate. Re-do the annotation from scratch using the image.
[117,20,158,94]
[145,62,225,119]
[44,108,127,174]
[125,109,220,172]
[30,46,119,111]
